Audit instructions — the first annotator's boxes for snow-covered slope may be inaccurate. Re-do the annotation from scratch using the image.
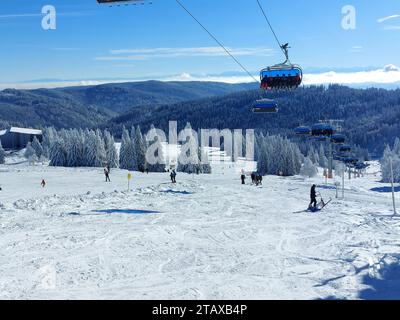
[0,162,399,300]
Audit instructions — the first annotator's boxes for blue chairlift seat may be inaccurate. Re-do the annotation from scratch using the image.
[252,99,278,113]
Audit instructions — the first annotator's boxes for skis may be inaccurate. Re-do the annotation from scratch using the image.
[308,198,332,212]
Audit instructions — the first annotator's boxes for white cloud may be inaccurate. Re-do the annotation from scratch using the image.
[3,65,400,90]
[377,14,400,23]
[95,55,147,61]
[303,65,400,85]
[96,47,275,61]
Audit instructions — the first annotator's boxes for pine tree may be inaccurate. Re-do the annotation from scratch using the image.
[104,130,119,168]
[31,136,44,158]
[66,130,84,167]
[24,142,36,160]
[49,138,67,167]
[119,127,136,170]
[134,126,147,172]
[146,124,166,172]
[300,157,318,178]
[318,145,327,168]
[94,130,107,167]
[177,123,199,174]
[42,127,57,158]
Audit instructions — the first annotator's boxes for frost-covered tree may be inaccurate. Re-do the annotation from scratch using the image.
[318,145,328,168]
[133,126,147,172]
[0,141,5,164]
[308,146,319,165]
[49,138,67,167]
[300,157,318,178]
[94,130,107,167]
[66,129,85,167]
[381,145,400,183]
[42,127,58,158]
[24,142,36,160]
[119,127,136,170]
[257,140,269,175]
[256,134,302,177]
[146,124,166,172]
[31,136,43,158]
[104,130,119,168]
[177,123,200,174]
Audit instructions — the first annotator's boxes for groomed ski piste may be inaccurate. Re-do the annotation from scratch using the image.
[1,154,400,300]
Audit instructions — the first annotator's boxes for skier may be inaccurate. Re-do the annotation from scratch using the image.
[104,168,111,182]
[251,172,256,185]
[309,184,317,209]
[170,170,177,183]
[241,170,246,185]
[41,179,46,188]
[256,173,263,186]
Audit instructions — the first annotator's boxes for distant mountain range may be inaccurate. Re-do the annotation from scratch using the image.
[0,81,256,129]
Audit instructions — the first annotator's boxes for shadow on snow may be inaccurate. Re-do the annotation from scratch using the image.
[370,186,400,193]
[93,209,160,215]
[358,255,400,300]
[322,255,400,300]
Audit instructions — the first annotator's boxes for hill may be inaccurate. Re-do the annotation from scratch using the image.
[0,81,256,129]
[103,85,400,155]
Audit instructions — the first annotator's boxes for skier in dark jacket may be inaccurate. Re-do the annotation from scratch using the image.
[251,172,256,185]
[104,168,111,182]
[241,171,246,185]
[256,174,263,186]
[170,170,177,183]
[309,184,317,209]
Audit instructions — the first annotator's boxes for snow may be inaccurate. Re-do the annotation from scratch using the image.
[1,160,400,300]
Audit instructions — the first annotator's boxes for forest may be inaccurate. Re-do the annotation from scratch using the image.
[1,82,400,156]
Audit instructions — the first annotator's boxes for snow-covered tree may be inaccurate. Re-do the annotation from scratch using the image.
[119,127,136,170]
[49,138,67,167]
[146,124,166,172]
[177,123,200,174]
[42,127,57,158]
[256,134,302,177]
[381,145,400,183]
[308,146,319,165]
[24,142,36,160]
[104,130,119,168]
[318,144,328,168]
[0,141,5,164]
[31,136,43,158]
[133,126,147,172]
[300,157,318,178]
[94,130,107,167]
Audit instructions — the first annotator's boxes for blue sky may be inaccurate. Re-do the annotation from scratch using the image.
[1,0,400,88]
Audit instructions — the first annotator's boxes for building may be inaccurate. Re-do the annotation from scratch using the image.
[0,127,43,150]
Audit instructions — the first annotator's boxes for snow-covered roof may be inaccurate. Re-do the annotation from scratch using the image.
[9,127,42,135]
[0,129,6,136]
